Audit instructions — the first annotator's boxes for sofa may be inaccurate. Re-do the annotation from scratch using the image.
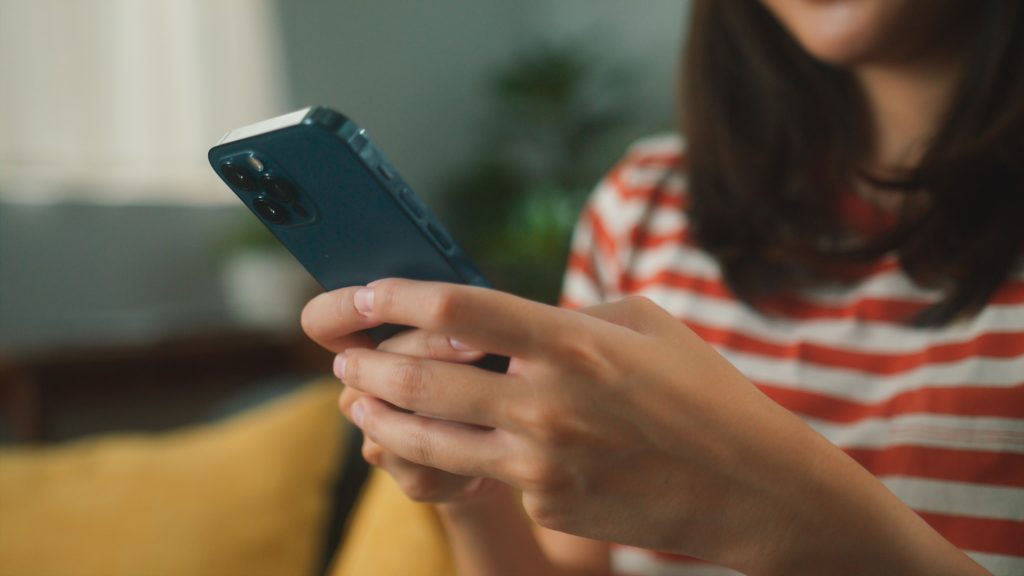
[0,380,454,576]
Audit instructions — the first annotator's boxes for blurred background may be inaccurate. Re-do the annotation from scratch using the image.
[0,0,687,573]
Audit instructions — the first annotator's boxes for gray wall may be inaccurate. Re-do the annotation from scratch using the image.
[522,0,688,135]
[278,0,690,199]
[277,0,530,200]
[0,202,243,351]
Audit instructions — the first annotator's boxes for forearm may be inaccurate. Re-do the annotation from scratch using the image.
[437,483,608,576]
[799,454,989,575]
[740,423,991,576]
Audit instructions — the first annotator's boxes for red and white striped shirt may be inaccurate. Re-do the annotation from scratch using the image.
[559,135,1024,576]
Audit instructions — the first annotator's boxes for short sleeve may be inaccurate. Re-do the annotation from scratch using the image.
[558,134,687,310]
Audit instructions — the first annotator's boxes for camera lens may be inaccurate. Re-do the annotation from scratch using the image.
[261,174,296,203]
[253,196,288,224]
[221,161,258,191]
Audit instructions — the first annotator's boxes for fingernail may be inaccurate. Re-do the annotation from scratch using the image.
[449,338,473,351]
[351,399,366,428]
[333,353,347,380]
[354,287,374,315]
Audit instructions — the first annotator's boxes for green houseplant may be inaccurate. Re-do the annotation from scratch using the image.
[441,45,631,304]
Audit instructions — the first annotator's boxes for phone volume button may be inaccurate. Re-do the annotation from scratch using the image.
[377,162,395,181]
[399,187,425,219]
[427,221,453,251]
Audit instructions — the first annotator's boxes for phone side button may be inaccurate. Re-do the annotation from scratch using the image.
[399,187,425,219]
[427,222,453,251]
[348,129,369,153]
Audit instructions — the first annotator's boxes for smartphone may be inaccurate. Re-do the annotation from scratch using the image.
[209,106,507,370]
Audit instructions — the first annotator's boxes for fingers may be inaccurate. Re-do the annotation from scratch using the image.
[354,396,509,480]
[337,348,513,428]
[361,435,385,467]
[339,386,363,420]
[377,328,485,363]
[354,278,573,358]
[301,287,381,353]
[362,436,486,502]
[351,390,490,503]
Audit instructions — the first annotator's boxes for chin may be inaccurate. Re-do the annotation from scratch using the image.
[759,0,920,67]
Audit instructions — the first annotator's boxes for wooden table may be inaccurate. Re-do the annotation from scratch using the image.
[0,329,333,443]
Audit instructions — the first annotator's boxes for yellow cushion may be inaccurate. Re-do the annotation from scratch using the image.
[329,469,454,576]
[0,380,348,576]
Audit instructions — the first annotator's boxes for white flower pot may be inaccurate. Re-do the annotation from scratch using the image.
[221,250,313,331]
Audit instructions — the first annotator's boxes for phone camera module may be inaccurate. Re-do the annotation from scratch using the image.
[253,196,288,224]
[261,175,297,203]
[221,161,258,192]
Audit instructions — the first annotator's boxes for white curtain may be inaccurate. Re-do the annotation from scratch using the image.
[0,0,288,204]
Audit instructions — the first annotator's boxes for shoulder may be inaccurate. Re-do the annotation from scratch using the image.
[561,134,695,307]
[617,133,688,193]
[585,133,689,239]
[618,133,684,159]
[624,133,686,162]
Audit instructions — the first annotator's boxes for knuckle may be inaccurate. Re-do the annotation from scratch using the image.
[376,328,420,355]
[426,286,462,326]
[539,424,573,447]
[549,328,613,380]
[544,330,614,383]
[407,429,436,467]
[425,332,450,359]
[515,401,579,448]
[626,295,672,324]
[516,403,561,437]
[375,335,396,353]
[513,454,568,491]
[622,294,658,315]
[376,331,411,355]
[361,441,383,466]
[338,388,360,412]
[396,474,442,503]
[343,349,363,384]
[391,360,430,404]
[522,494,569,532]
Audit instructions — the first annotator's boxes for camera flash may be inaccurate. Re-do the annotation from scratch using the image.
[246,156,265,173]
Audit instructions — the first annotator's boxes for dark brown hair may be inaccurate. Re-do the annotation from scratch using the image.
[682,0,1024,325]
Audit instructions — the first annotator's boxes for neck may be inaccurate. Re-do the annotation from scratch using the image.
[850,0,977,176]
[854,48,965,174]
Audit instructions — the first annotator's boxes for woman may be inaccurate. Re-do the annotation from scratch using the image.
[301,0,1023,574]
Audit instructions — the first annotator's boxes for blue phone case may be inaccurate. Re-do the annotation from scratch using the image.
[209,106,488,292]
[209,107,509,372]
